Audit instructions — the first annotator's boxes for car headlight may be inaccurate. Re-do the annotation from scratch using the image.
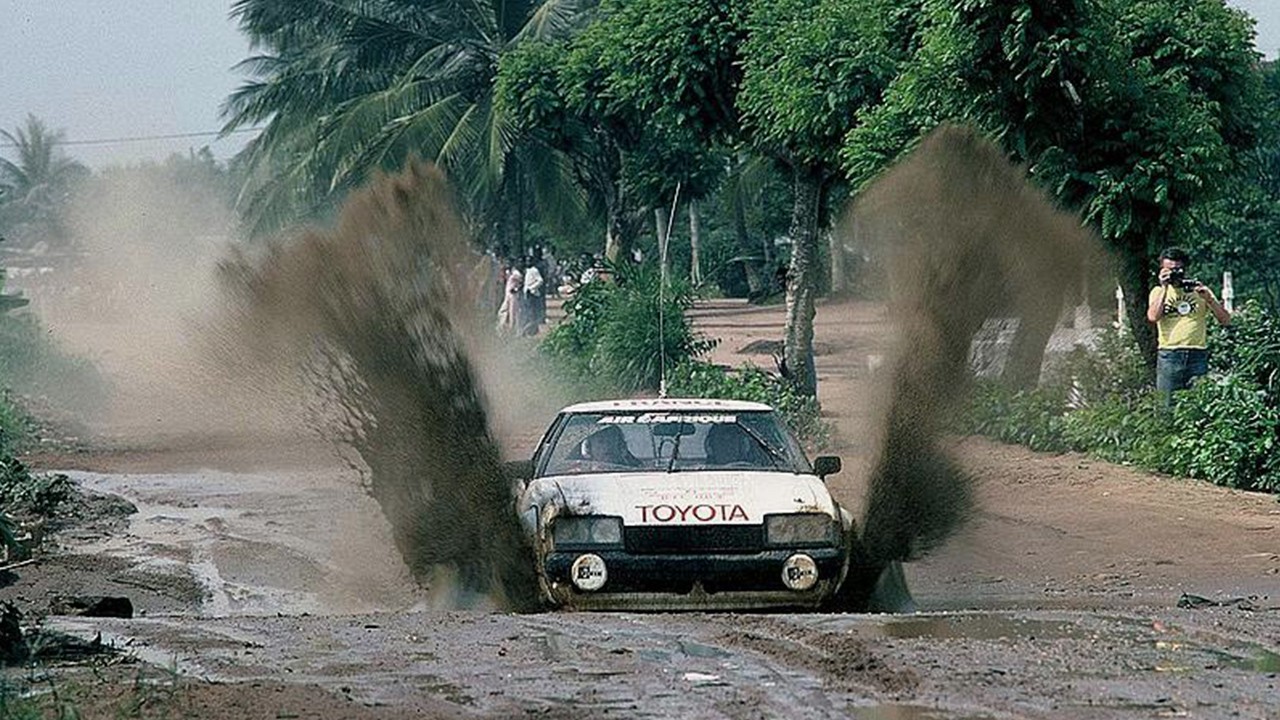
[765,514,837,546]
[552,515,623,547]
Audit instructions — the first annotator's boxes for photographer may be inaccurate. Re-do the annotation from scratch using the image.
[1146,247,1231,396]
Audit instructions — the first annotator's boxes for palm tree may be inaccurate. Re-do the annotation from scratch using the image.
[222,0,588,248]
[0,115,87,247]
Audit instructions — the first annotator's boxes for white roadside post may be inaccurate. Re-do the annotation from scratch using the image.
[1115,285,1126,331]
[1222,271,1234,314]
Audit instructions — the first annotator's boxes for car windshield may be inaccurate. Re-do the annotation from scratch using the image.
[538,410,811,476]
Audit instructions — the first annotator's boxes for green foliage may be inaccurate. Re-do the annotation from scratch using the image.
[0,312,106,413]
[1210,300,1280,391]
[739,0,899,167]
[667,361,832,448]
[0,683,41,719]
[541,263,717,393]
[225,0,585,240]
[1061,393,1170,467]
[1057,326,1152,404]
[0,391,35,453]
[0,389,71,519]
[965,304,1280,493]
[0,453,72,517]
[1164,374,1280,491]
[843,0,1268,361]
[0,114,89,249]
[960,381,1068,452]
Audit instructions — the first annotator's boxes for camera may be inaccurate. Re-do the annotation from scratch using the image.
[1166,267,1200,292]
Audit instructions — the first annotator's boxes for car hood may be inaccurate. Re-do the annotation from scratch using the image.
[527,471,835,526]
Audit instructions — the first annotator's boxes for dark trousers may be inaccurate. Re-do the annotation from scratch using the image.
[1156,348,1208,395]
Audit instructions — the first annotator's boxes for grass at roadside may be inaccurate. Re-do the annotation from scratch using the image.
[1,661,183,720]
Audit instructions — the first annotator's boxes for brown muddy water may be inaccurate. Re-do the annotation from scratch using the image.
[37,467,1280,719]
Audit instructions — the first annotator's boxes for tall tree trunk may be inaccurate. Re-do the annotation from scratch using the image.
[1002,298,1063,389]
[513,159,525,259]
[689,200,702,286]
[733,189,763,296]
[655,206,671,286]
[1119,245,1158,373]
[604,183,641,264]
[828,225,846,296]
[783,166,825,396]
[605,220,628,264]
[495,157,524,258]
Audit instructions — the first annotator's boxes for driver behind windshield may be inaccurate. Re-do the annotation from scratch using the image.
[580,426,641,467]
[704,423,769,468]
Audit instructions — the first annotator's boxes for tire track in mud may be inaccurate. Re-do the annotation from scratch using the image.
[707,615,919,698]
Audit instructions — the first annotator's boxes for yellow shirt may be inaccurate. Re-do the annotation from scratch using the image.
[1149,285,1208,349]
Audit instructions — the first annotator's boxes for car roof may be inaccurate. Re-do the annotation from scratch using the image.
[559,397,775,414]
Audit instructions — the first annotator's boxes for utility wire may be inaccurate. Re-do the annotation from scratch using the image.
[0,126,261,148]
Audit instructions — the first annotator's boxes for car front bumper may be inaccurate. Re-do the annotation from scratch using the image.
[540,547,847,610]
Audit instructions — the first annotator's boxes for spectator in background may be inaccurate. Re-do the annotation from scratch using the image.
[543,248,561,299]
[1146,246,1231,397]
[520,257,544,336]
[497,262,523,335]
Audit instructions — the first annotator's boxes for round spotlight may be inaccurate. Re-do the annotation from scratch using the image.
[570,553,608,591]
[781,553,818,591]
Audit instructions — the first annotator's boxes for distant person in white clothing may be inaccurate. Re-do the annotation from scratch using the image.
[520,259,544,336]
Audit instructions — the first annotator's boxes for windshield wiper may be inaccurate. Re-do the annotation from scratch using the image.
[666,431,682,473]
[735,422,787,471]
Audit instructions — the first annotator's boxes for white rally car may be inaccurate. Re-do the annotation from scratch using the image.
[512,398,862,611]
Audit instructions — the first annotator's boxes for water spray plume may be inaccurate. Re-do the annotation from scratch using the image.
[217,160,538,610]
[850,125,1090,566]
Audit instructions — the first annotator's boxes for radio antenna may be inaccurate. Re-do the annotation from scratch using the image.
[658,181,682,399]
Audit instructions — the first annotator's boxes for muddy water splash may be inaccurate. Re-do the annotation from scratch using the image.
[217,161,537,610]
[849,125,1090,565]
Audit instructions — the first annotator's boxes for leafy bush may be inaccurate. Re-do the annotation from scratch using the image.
[0,454,72,517]
[540,262,832,447]
[1210,300,1280,392]
[961,301,1280,494]
[1060,393,1170,467]
[668,361,832,448]
[0,391,36,453]
[0,312,107,413]
[959,381,1069,452]
[1164,374,1280,491]
[541,263,716,393]
[1057,326,1152,405]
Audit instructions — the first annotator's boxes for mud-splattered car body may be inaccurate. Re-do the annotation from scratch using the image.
[514,398,855,611]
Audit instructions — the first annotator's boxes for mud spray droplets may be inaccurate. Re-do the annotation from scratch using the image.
[849,125,1091,567]
[217,162,537,610]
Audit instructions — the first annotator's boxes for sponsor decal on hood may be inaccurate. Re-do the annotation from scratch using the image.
[536,471,833,526]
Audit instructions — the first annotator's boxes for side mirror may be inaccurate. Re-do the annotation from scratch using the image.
[504,459,534,482]
[813,456,842,479]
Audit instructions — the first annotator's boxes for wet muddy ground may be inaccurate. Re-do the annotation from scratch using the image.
[6,299,1280,719]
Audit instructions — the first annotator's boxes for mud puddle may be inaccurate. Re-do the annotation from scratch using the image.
[61,469,420,617]
[33,472,1280,719]
[53,611,1001,719]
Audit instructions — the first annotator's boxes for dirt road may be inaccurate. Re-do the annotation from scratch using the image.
[6,298,1280,719]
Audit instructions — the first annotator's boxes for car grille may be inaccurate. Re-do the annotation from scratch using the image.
[624,525,764,554]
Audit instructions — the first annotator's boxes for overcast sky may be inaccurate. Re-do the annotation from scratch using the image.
[1,1,1278,169]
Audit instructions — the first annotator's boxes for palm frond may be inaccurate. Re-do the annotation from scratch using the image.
[515,0,590,43]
